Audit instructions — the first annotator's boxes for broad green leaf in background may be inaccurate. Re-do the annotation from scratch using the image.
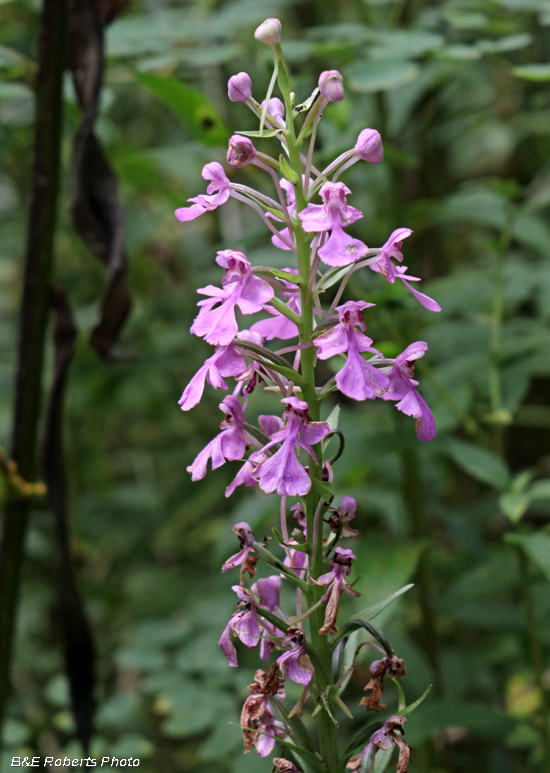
[137,73,229,146]
[506,532,550,582]
[347,59,419,93]
[513,64,550,80]
[444,438,511,490]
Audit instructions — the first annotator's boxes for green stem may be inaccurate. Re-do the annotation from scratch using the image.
[516,547,550,770]
[280,65,342,773]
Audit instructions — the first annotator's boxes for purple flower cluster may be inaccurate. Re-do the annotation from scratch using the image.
[175,18,436,772]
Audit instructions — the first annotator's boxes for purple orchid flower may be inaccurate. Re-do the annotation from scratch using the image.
[191,250,274,346]
[299,182,368,267]
[178,342,246,411]
[187,395,249,481]
[251,268,300,340]
[175,162,230,222]
[347,717,411,772]
[328,495,359,537]
[219,585,262,667]
[225,414,282,497]
[253,397,330,496]
[314,301,389,401]
[252,575,285,660]
[381,342,436,442]
[276,626,313,685]
[311,547,361,634]
[221,521,256,573]
[370,229,441,312]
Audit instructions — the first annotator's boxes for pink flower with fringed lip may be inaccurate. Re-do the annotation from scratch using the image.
[178,342,246,411]
[381,342,436,441]
[174,162,230,222]
[276,626,313,685]
[299,182,368,267]
[219,585,262,667]
[252,575,284,661]
[311,547,361,634]
[314,300,389,401]
[370,229,441,312]
[191,251,274,346]
[252,397,330,496]
[187,395,249,481]
[251,267,301,340]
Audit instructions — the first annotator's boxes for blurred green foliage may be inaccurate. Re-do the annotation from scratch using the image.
[1,0,550,771]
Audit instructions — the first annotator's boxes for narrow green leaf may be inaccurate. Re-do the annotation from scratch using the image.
[270,696,318,759]
[333,619,392,655]
[344,584,414,625]
[342,720,384,761]
[279,154,299,184]
[400,684,433,716]
[137,73,228,146]
[236,129,282,138]
[271,269,303,286]
[391,677,406,712]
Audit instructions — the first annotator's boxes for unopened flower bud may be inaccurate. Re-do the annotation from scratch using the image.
[254,18,281,45]
[227,134,256,168]
[355,128,383,163]
[228,72,252,102]
[319,70,344,102]
[261,97,285,123]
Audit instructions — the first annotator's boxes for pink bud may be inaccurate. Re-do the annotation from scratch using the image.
[318,70,344,102]
[355,128,383,163]
[228,72,252,102]
[254,18,281,45]
[261,97,285,123]
[227,134,256,168]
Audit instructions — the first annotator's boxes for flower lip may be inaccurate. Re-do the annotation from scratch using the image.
[254,17,281,45]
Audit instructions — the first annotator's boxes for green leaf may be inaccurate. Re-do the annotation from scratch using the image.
[348,584,414,624]
[373,749,394,773]
[392,677,406,712]
[347,59,419,93]
[271,268,303,285]
[325,404,340,432]
[310,476,334,504]
[343,720,384,761]
[506,532,550,582]
[513,64,550,81]
[279,154,299,184]
[271,696,317,756]
[444,439,510,490]
[137,73,228,146]
[400,684,433,716]
[334,619,392,655]
[237,128,282,138]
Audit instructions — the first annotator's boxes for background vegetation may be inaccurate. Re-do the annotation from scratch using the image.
[1,0,550,771]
